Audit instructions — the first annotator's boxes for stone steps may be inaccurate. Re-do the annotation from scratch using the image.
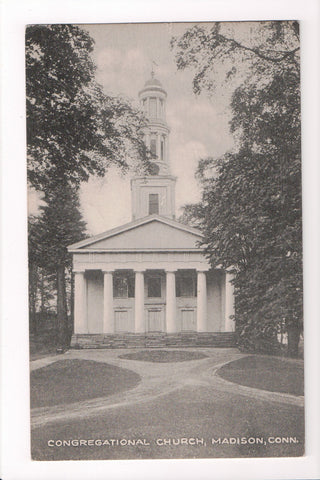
[71,332,236,349]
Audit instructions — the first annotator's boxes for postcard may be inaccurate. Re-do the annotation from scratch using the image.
[26,21,304,462]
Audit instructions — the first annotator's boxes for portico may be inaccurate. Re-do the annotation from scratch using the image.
[70,223,235,339]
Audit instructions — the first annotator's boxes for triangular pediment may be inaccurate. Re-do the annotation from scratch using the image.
[68,215,203,252]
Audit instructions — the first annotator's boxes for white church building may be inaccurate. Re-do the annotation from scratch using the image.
[68,74,235,348]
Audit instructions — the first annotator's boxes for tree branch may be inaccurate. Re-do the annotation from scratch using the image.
[216,33,300,64]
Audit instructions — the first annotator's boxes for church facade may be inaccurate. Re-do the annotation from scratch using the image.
[68,75,235,348]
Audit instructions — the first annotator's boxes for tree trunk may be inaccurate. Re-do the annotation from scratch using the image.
[287,324,301,358]
[56,264,69,348]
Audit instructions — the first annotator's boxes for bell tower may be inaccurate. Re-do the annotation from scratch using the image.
[131,72,177,220]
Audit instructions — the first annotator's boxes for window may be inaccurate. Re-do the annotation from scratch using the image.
[149,193,159,215]
[149,97,157,117]
[114,275,134,298]
[150,138,157,156]
[148,276,162,298]
[176,275,196,297]
[159,99,164,118]
[160,137,164,160]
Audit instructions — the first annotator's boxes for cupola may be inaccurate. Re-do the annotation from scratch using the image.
[131,73,176,220]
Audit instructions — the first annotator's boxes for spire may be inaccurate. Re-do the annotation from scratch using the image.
[139,72,170,175]
[131,74,176,220]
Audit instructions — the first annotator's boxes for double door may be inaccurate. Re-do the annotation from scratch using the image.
[147,307,164,332]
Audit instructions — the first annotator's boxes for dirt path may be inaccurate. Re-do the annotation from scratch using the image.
[30,348,304,429]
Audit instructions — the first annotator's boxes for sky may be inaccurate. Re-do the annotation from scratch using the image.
[29,22,235,235]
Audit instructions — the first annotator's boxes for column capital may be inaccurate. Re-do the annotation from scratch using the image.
[134,269,146,273]
[73,269,85,274]
[166,269,177,273]
[102,269,114,274]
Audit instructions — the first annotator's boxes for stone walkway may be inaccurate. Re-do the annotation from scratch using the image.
[30,348,304,429]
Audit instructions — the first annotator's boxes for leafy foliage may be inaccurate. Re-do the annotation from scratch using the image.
[28,188,87,343]
[26,24,150,191]
[172,21,302,356]
[171,21,299,95]
[34,185,87,272]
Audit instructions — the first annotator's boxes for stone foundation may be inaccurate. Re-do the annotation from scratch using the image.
[71,332,236,349]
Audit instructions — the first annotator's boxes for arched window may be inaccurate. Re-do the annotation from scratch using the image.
[160,136,165,160]
[159,99,164,118]
[150,137,157,156]
[149,97,157,117]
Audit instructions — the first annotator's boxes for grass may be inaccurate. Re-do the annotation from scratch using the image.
[118,349,208,363]
[217,355,304,396]
[30,359,141,408]
[32,383,304,461]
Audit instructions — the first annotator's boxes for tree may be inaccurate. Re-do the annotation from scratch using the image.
[26,25,150,347]
[172,21,302,356]
[26,24,149,191]
[36,185,87,346]
[28,188,87,345]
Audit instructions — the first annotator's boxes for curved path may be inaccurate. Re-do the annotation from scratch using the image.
[30,348,304,429]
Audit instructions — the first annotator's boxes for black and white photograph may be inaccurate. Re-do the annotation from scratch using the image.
[24,20,307,462]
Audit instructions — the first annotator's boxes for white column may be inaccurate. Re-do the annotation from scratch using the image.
[225,272,235,332]
[74,271,87,333]
[197,271,207,332]
[165,135,169,164]
[135,270,145,333]
[166,270,176,333]
[103,271,114,333]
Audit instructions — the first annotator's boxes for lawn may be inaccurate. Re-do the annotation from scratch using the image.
[217,355,304,396]
[31,359,141,408]
[32,383,304,460]
[31,352,304,460]
[118,349,208,363]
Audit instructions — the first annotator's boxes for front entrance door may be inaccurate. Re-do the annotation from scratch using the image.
[181,309,196,331]
[115,309,132,332]
[147,308,163,332]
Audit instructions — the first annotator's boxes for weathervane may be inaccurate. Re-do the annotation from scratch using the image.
[151,59,158,78]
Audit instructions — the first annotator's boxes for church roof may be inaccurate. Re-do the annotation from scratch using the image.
[68,214,204,252]
[139,74,167,96]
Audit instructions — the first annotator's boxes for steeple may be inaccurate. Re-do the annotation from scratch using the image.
[131,74,176,220]
[138,72,170,175]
